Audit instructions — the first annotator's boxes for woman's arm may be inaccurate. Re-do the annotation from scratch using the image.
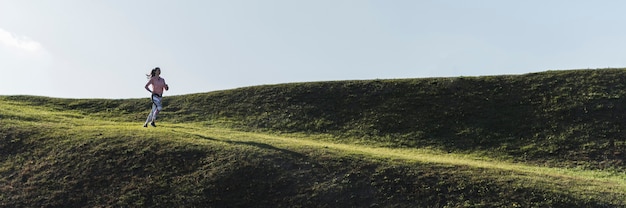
[145,79,153,93]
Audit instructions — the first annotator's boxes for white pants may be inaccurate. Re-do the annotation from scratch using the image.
[145,94,163,123]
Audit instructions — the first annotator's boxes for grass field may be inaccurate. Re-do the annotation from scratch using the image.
[2,69,626,207]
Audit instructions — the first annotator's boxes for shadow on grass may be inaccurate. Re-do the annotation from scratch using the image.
[185,131,306,159]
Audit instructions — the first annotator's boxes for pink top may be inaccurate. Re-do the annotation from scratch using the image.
[145,76,169,95]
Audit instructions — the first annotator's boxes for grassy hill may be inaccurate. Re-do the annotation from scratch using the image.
[1,69,625,207]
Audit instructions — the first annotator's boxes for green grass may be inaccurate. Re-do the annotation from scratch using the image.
[2,69,626,207]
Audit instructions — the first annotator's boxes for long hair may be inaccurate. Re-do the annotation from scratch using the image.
[146,67,160,79]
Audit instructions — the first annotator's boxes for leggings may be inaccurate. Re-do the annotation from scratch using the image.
[145,94,163,123]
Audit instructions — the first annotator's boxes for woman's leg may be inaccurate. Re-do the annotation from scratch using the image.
[144,103,156,127]
[152,107,159,122]
[152,96,163,122]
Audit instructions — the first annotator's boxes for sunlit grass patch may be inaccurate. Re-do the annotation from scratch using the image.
[168,124,626,203]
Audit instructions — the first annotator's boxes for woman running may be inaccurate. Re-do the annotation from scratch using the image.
[144,67,169,127]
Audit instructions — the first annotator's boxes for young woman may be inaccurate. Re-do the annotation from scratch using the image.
[144,67,169,127]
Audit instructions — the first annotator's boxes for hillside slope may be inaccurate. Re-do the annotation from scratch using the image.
[1,96,625,207]
[2,69,626,207]
[169,69,626,170]
[9,69,624,170]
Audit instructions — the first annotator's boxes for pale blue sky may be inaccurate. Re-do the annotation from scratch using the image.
[2,0,626,98]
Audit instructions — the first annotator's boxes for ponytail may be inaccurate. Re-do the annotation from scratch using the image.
[146,67,160,79]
